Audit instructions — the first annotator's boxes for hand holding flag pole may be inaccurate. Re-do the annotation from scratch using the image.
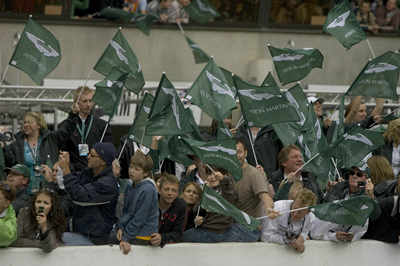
[234,115,244,130]
[293,152,321,175]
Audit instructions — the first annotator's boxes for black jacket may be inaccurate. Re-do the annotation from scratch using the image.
[117,134,139,180]
[158,197,187,247]
[0,133,14,169]
[11,187,31,216]
[363,196,400,243]
[372,141,393,167]
[59,113,113,172]
[271,169,325,204]
[235,125,282,179]
[63,165,119,245]
[9,111,78,166]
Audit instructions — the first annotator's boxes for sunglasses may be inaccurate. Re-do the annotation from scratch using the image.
[349,170,364,178]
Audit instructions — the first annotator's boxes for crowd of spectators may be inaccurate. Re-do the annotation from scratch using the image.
[1,85,400,254]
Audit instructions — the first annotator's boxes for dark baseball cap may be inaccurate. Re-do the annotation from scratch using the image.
[3,164,31,179]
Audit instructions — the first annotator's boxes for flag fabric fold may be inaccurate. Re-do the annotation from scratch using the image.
[181,138,242,182]
[261,71,279,87]
[98,7,136,23]
[346,51,400,101]
[185,36,210,64]
[146,73,193,136]
[134,13,159,36]
[185,58,237,121]
[9,17,61,84]
[127,92,154,149]
[234,75,300,128]
[322,0,366,50]
[268,45,324,85]
[201,185,260,231]
[183,0,221,23]
[93,67,129,122]
[309,195,375,227]
[93,29,145,94]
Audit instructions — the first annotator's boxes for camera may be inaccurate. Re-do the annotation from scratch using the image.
[38,206,45,214]
[34,165,44,174]
[358,181,366,188]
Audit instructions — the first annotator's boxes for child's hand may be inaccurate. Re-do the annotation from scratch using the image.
[150,233,162,246]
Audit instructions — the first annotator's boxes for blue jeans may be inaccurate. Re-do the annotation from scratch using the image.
[62,232,95,246]
[223,223,261,242]
[181,228,225,243]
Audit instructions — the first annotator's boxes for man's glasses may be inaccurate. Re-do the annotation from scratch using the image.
[349,170,364,178]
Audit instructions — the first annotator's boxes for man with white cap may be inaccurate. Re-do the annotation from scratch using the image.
[59,142,119,245]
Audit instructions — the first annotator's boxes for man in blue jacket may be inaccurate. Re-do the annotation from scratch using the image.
[59,142,119,245]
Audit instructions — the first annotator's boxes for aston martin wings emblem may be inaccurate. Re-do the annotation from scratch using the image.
[327,11,350,28]
[143,106,151,114]
[343,133,373,146]
[198,144,237,155]
[204,193,227,210]
[110,40,129,65]
[107,80,123,88]
[197,0,217,15]
[315,120,322,140]
[297,134,311,158]
[272,54,304,61]
[238,89,279,101]
[220,128,232,137]
[26,32,59,57]
[206,70,235,100]
[365,63,397,74]
[162,87,181,130]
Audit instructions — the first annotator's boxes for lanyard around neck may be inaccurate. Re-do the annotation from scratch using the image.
[76,115,93,143]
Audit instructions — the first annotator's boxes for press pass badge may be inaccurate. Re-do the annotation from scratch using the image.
[79,144,89,156]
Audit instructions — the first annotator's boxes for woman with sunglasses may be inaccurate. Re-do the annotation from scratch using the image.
[10,188,66,253]
[0,181,17,247]
[8,105,79,195]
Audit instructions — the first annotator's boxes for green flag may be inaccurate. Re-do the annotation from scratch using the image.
[332,94,346,143]
[234,76,299,128]
[217,118,233,141]
[268,45,324,85]
[93,67,128,122]
[98,7,135,23]
[220,67,238,97]
[272,84,308,146]
[322,0,366,50]
[166,136,195,167]
[127,92,154,149]
[134,13,159,36]
[310,195,374,226]
[93,29,145,94]
[146,73,192,136]
[46,155,54,169]
[346,51,400,101]
[201,185,260,231]
[261,71,279,87]
[181,138,242,182]
[185,58,237,121]
[183,0,221,23]
[320,126,385,168]
[383,112,400,121]
[185,36,210,64]
[370,124,387,134]
[9,17,61,84]
[185,108,202,141]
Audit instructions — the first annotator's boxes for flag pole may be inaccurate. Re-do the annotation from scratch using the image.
[246,128,259,166]
[331,158,341,182]
[140,126,146,145]
[0,65,10,87]
[76,69,94,103]
[159,159,165,172]
[195,183,206,228]
[100,123,109,142]
[366,39,375,58]
[294,152,320,175]
[177,22,185,35]
[234,115,244,130]
[206,164,216,174]
[117,139,127,160]
[370,106,400,127]
[328,101,341,120]
[257,206,309,220]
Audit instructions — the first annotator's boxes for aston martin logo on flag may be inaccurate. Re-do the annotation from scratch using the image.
[272,54,304,61]
[343,133,373,146]
[198,144,237,155]
[162,87,182,130]
[327,11,350,28]
[206,70,236,100]
[107,80,123,88]
[196,0,217,15]
[110,40,129,65]
[365,63,397,74]
[26,32,60,57]
[237,89,278,101]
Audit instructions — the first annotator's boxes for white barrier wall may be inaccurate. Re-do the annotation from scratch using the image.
[1,240,399,266]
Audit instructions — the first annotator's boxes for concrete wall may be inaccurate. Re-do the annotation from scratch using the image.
[1,22,399,88]
[1,240,399,266]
